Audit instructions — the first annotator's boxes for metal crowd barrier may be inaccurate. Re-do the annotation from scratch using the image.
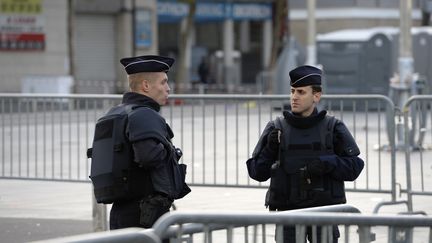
[402,95,432,213]
[32,205,432,243]
[0,93,397,195]
[8,93,432,238]
[1,93,407,231]
[164,94,397,198]
[0,93,120,182]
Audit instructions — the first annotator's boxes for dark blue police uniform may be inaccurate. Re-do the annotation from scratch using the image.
[109,55,190,230]
[246,65,364,243]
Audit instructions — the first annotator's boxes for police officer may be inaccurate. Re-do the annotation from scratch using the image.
[246,65,364,243]
[109,55,190,230]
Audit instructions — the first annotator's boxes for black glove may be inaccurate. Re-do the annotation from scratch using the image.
[307,159,333,176]
[266,129,281,151]
[139,195,173,228]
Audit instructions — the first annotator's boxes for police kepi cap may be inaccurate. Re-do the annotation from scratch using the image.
[289,65,322,87]
[120,55,175,75]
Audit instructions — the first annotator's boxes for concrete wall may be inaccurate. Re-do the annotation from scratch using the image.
[0,0,68,93]
[0,0,425,93]
[0,0,159,93]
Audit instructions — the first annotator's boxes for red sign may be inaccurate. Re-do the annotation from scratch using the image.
[0,32,44,50]
[0,0,45,51]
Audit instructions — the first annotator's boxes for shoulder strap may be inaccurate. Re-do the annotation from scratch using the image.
[320,115,337,152]
[274,116,291,148]
[124,104,142,114]
[274,116,290,132]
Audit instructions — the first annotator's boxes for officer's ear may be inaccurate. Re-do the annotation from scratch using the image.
[141,79,150,92]
[313,91,321,103]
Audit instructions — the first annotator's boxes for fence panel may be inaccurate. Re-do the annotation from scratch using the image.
[0,94,120,182]
[38,207,432,243]
[402,95,432,212]
[0,94,396,198]
[163,94,396,196]
[150,211,432,243]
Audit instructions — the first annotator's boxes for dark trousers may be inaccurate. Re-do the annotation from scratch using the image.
[110,200,141,229]
[109,199,169,229]
[110,199,170,243]
[280,225,339,243]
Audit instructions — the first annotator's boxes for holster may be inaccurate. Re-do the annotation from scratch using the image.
[139,194,173,228]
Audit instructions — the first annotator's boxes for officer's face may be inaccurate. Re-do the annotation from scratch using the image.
[145,72,171,105]
[290,86,321,117]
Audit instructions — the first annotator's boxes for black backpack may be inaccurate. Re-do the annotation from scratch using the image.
[87,104,137,204]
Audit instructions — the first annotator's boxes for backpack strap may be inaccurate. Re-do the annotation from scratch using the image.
[320,115,337,153]
[274,116,291,148]
[124,103,140,114]
[273,116,291,164]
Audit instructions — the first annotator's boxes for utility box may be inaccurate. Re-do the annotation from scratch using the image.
[317,27,395,95]
[421,0,432,12]
[318,27,432,96]
[410,27,432,91]
[388,27,432,93]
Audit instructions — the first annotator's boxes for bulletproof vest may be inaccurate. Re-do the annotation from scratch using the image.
[87,104,153,204]
[266,115,346,210]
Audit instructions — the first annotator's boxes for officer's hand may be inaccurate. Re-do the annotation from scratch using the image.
[307,159,332,176]
[266,129,281,151]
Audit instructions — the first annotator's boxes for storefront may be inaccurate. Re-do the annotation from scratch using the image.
[157,1,273,88]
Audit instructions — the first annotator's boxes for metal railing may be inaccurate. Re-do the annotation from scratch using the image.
[32,205,432,243]
[9,93,432,235]
[0,94,120,182]
[0,94,397,197]
[402,95,432,213]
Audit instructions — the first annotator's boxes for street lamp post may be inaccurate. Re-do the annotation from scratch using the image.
[392,0,414,148]
[306,0,316,66]
[398,0,414,97]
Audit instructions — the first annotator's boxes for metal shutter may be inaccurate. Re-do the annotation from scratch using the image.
[74,14,116,93]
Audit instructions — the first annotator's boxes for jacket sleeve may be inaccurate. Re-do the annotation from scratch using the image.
[132,138,168,169]
[246,121,278,182]
[127,107,171,169]
[320,120,365,181]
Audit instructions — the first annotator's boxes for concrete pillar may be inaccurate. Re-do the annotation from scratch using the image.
[306,0,317,66]
[179,18,195,86]
[223,18,235,91]
[116,0,158,91]
[92,192,107,232]
[398,0,414,89]
[134,0,158,55]
[116,0,134,91]
[262,19,272,69]
[399,0,414,213]
[239,20,250,53]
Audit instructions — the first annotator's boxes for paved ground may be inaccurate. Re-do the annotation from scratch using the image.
[0,217,92,243]
[2,179,429,243]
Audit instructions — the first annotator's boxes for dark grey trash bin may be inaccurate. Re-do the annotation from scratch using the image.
[412,28,432,91]
[317,28,395,96]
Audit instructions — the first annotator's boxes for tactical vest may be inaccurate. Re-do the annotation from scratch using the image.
[266,115,346,210]
[87,104,153,204]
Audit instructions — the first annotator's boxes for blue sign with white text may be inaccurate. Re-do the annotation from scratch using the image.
[157,1,272,23]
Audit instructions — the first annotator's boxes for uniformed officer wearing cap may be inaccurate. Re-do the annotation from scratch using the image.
[108,55,190,231]
[247,65,364,243]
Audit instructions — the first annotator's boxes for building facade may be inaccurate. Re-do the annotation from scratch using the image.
[0,0,426,93]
